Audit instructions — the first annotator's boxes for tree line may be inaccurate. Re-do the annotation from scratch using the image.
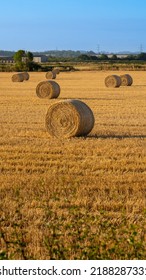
[1,49,146,62]
[1,49,146,72]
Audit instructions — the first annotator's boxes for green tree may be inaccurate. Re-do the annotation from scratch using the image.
[13,50,25,63]
[126,54,135,60]
[26,51,33,62]
[13,50,34,71]
[13,50,33,63]
[77,54,91,61]
[110,54,118,60]
[99,54,109,60]
[90,55,98,61]
[136,52,146,61]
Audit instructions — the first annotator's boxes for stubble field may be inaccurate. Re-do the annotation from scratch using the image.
[0,70,145,259]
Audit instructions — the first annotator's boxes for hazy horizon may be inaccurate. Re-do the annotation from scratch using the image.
[0,49,143,54]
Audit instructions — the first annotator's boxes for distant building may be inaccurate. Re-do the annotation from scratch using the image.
[107,54,129,59]
[95,54,130,59]
[0,56,14,63]
[96,53,135,58]
[33,55,48,63]
[0,55,48,64]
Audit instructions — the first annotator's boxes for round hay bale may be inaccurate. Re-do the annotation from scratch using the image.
[45,71,56,79]
[36,80,60,99]
[52,68,60,75]
[120,74,133,86]
[11,73,24,82]
[45,99,95,138]
[105,75,121,87]
[21,72,29,81]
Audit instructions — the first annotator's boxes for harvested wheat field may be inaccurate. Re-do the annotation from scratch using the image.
[0,70,146,260]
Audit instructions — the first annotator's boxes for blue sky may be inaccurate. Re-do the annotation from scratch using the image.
[0,0,146,52]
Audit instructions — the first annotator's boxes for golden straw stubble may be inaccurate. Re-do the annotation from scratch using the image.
[105,75,121,87]
[120,74,133,86]
[45,99,95,138]
[36,80,60,99]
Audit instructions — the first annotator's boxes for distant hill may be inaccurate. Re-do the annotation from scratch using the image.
[33,50,97,57]
[0,49,141,58]
[0,50,15,57]
[0,50,96,58]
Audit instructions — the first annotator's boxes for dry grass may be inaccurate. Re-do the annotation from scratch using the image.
[0,70,146,260]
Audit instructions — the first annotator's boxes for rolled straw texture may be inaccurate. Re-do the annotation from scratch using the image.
[36,80,60,99]
[45,99,95,138]
[52,68,60,75]
[120,74,133,86]
[105,75,121,88]
[21,72,29,81]
[11,73,24,82]
[45,71,56,79]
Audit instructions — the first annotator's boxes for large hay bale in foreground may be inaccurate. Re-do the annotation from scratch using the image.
[45,71,56,79]
[105,75,121,88]
[36,80,60,99]
[21,72,29,81]
[45,99,95,138]
[11,73,24,82]
[120,74,133,86]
